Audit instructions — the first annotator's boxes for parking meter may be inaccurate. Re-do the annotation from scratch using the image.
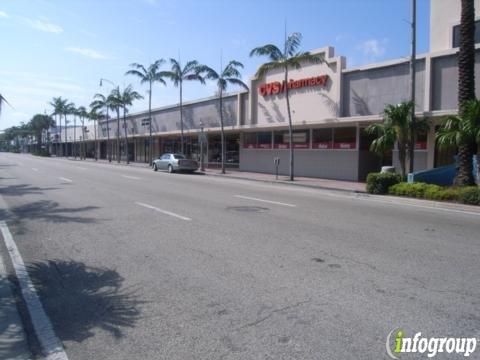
[274,157,280,180]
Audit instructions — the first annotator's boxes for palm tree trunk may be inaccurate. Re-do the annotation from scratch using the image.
[123,107,129,164]
[457,0,476,185]
[455,144,475,186]
[106,107,111,162]
[116,109,120,163]
[57,114,60,156]
[285,66,294,181]
[180,82,184,154]
[220,88,225,174]
[64,114,68,157]
[74,116,77,159]
[149,81,153,166]
[94,119,98,161]
[398,142,407,178]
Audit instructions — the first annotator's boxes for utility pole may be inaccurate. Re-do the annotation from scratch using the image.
[409,0,417,174]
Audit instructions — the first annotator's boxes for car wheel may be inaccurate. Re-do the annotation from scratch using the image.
[168,165,174,173]
[153,163,158,171]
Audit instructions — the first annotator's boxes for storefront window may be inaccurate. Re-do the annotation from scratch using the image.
[312,128,333,149]
[333,127,356,149]
[209,134,239,164]
[243,133,257,149]
[274,130,309,149]
[415,131,427,150]
[257,132,272,149]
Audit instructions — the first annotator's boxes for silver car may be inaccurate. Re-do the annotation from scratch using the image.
[153,153,199,173]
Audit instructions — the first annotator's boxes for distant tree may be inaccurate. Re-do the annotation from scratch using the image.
[163,58,205,154]
[250,32,324,181]
[77,106,88,159]
[91,93,112,162]
[126,60,167,165]
[88,107,103,161]
[49,97,68,156]
[29,114,55,148]
[197,61,248,174]
[107,88,122,163]
[118,85,143,164]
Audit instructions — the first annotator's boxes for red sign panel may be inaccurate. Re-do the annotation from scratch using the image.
[259,75,329,97]
[333,142,356,150]
[415,141,427,150]
[312,142,333,149]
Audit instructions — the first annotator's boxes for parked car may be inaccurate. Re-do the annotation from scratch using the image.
[153,153,199,173]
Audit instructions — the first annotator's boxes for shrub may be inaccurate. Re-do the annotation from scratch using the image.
[458,187,480,205]
[388,182,439,198]
[366,172,402,194]
[31,148,50,157]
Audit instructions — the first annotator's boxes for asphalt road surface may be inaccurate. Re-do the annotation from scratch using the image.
[0,152,479,360]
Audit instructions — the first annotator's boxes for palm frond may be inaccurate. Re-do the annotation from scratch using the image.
[249,44,283,62]
[285,32,302,57]
[254,61,283,79]
[226,78,249,91]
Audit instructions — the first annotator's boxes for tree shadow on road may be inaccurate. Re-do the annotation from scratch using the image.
[24,259,145,342]
[0,200,100,225]
[0,184,59,197]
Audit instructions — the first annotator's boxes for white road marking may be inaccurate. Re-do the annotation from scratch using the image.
[135,201,191,221]
[234,195,296,207]
[122,175,141,180]
[32,167,39,172]
[0,220,69,360]
[58,177,73,183]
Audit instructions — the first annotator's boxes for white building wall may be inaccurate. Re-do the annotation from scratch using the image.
[430,0,480,52]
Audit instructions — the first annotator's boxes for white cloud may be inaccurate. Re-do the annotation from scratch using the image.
[25,18,63,33]
[0,11,9,18]
[357,38,387,58]
[66,47,108,59]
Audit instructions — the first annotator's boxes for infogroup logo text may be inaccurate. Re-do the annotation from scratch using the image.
[386,329,478,358]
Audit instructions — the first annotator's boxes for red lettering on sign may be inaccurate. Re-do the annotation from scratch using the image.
[259,75,329,96]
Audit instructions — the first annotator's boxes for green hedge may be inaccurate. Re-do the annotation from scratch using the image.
[31,148,50,157]
[388,182,480,205]
[366,172,402,194]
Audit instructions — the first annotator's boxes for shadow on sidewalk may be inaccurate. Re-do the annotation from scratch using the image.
[23,259,145,342]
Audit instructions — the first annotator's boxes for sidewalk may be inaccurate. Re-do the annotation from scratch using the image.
[202,168,367,193]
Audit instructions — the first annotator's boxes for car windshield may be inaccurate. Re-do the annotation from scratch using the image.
[173,154,185,159]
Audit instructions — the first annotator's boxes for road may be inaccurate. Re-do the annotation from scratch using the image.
[0,152,479,360]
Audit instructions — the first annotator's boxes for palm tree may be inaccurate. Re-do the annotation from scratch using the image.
[64,102,75,157]
[250,32,324,181]
[117,85,143,164]
[0,93,12,118]
[125,60,167,166]
[437,98,480,184]
[163,58,205,154]
[456,0,477,185]
[29,114,55,149]
[107,87,122,163]
[77,106,88,160]
[366,102,429,178]
[49,97,68,156]
[197,61,248,174]
[88,107,103,161]
[91,93,112,162]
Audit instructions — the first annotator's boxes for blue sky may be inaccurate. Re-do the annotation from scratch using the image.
[0,0,430,129]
